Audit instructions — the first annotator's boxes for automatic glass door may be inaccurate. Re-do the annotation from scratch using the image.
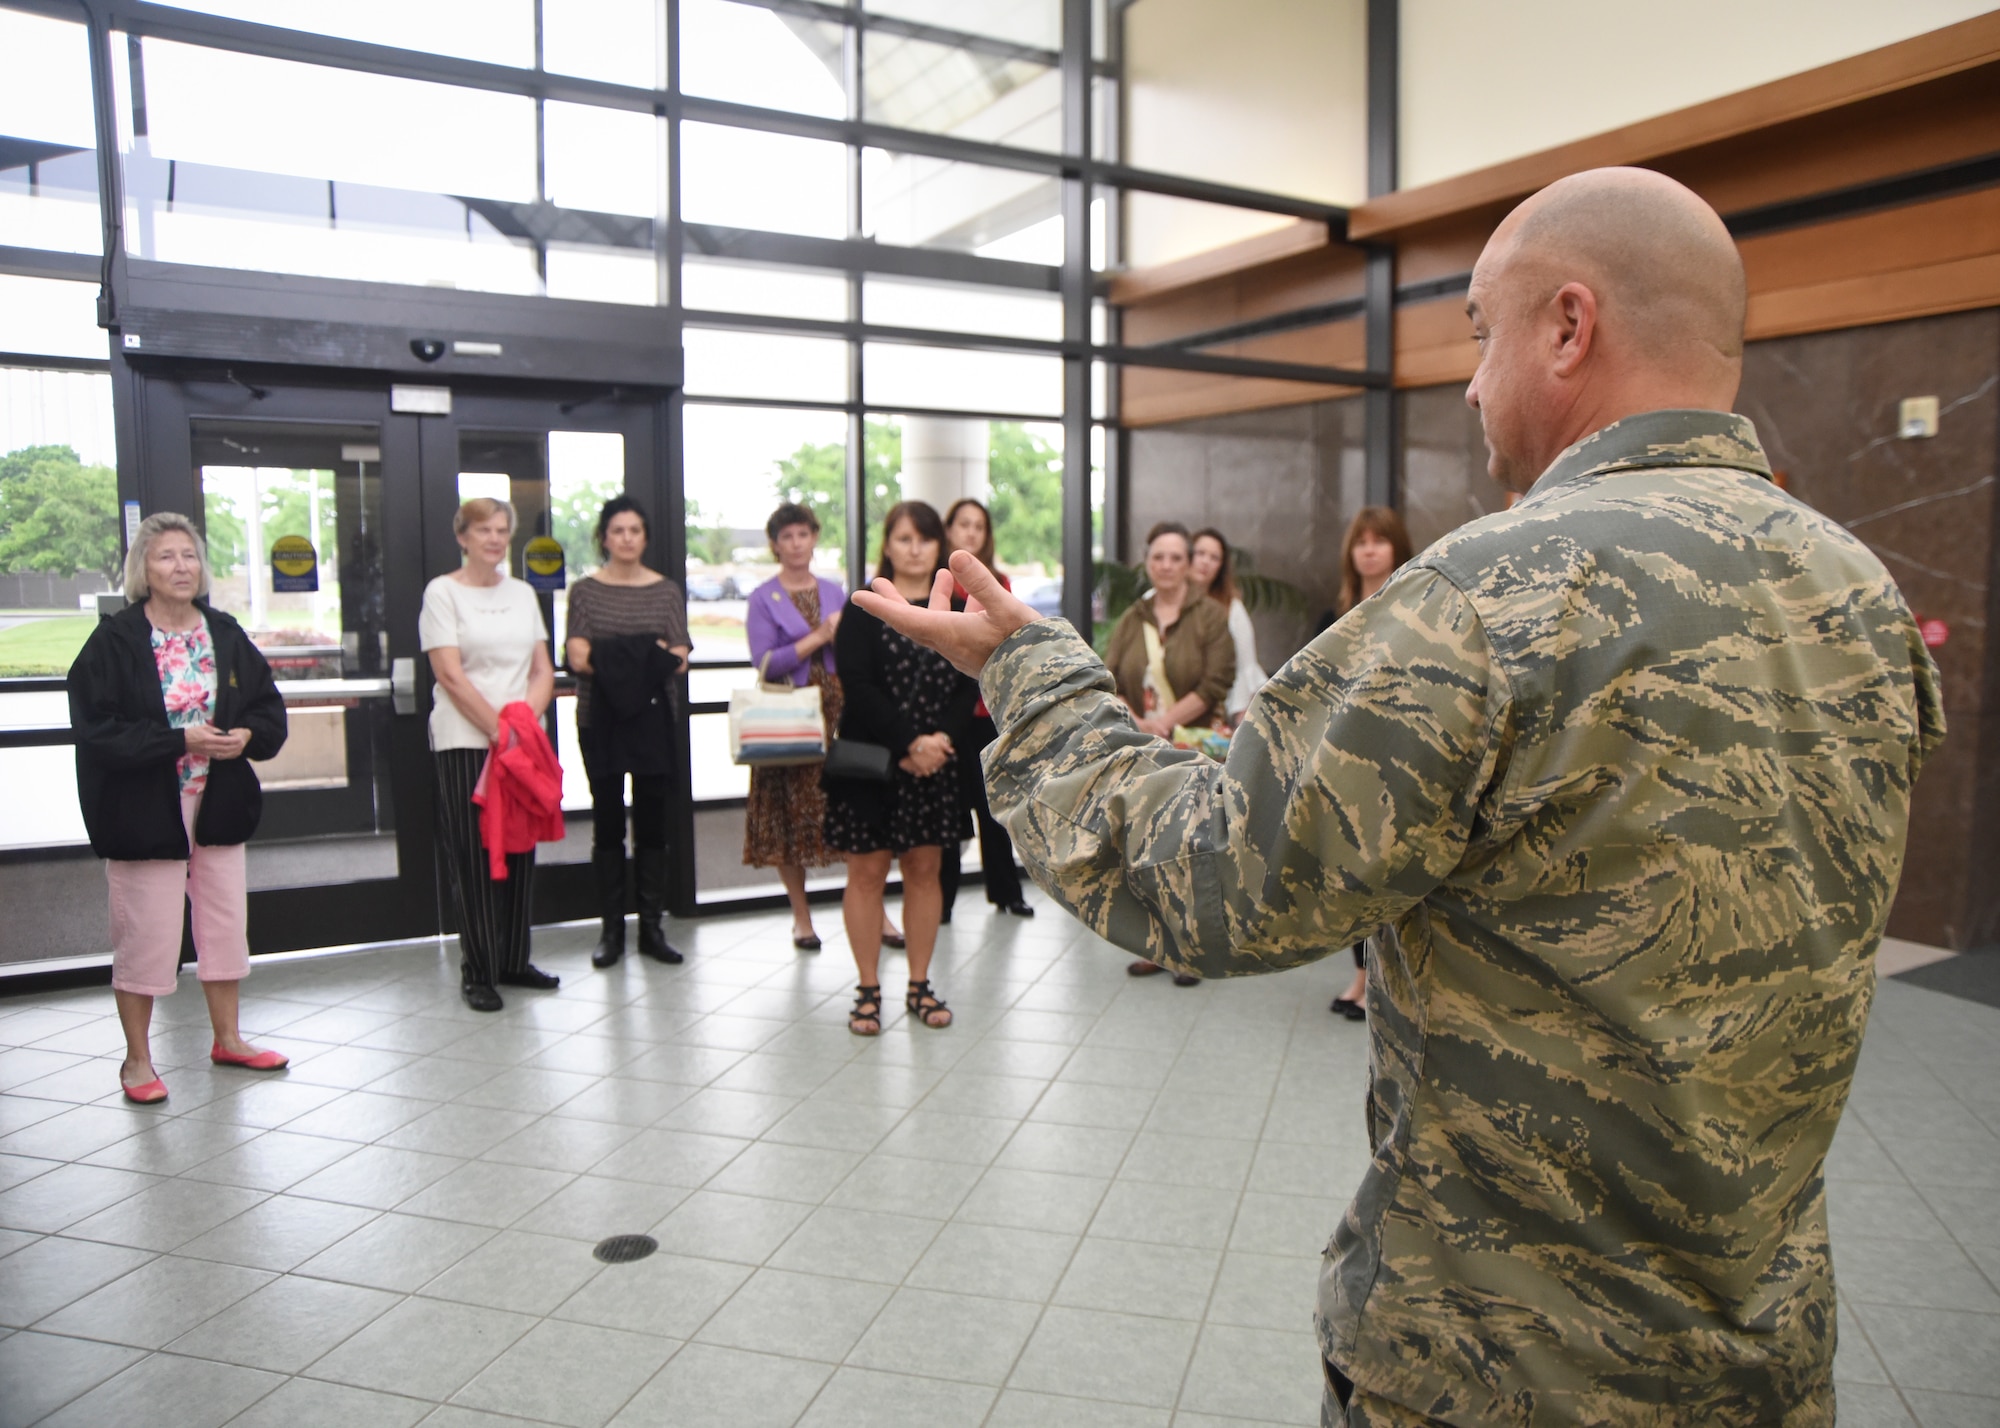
[139,377,441,953]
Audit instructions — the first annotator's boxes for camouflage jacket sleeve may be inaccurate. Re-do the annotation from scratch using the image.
[981,567,1510,976]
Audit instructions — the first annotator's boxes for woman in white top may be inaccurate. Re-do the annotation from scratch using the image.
[419,496,558,1011]
[1189,528,1268,727]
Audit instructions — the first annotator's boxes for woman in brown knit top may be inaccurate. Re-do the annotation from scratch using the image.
[565,496,690,970]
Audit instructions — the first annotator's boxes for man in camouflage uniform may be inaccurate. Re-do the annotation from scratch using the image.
[854,168,1942,1427]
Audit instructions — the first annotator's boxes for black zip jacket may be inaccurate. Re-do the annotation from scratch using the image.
[68,599,289,860]
[586,632,676,778]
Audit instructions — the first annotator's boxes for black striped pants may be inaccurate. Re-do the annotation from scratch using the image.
[433,748,534,984]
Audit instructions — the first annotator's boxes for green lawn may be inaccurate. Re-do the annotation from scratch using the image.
[0,615,95,677]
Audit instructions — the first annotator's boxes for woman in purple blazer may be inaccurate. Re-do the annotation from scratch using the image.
[744,503,849,949]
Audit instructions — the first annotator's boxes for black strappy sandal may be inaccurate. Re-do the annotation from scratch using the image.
[849,984,883,1036]
[905,980,952,1029]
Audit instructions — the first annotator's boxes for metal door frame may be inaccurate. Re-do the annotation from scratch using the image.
[135,371,439,951]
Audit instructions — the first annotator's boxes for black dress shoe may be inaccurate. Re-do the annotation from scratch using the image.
[1330,996,1366,1021]
[792,932,822,952]
[498,965,560,990]
[1172,973,1201,987]
[638,921,684,964]
[997,899,1035,917]
[461,980,504,1012]
[882,930,906,950]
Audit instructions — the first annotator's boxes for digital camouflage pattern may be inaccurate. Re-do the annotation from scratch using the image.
[981,410,1944,1427]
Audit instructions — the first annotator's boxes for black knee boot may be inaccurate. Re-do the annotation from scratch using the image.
[633,847,682,964]
[590,847,627,968]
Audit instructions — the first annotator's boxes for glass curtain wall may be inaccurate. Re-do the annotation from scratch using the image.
[0,5,116,863]
[0,0,1356,910]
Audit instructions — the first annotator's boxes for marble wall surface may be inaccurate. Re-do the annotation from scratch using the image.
[1122,307,2000,947]
[1400,384,1508,555]
[1737,309,2000,948]
[1125,397,1366,667]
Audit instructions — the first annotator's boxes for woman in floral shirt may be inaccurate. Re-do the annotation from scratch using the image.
[68,513,290,1104]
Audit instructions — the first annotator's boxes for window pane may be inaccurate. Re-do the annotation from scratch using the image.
[545,0,658,88]
[687,665,761,704]
[865,277,1058,340]
[856,416,905,583]
[866,342,1061,417]
[0,746,91,852]
[859,414,1066,585]
[682,403,849,665]
[689,712,750,800]
[681,123,847,240]
[865,0,1060,53]
[862,147,1059,260]
[544,102,660,219]
[0,366,117,865]
[862,30,1058,152]
[153,1,535,68]
[988,418,1065,576]
[548,430,628,590]
[123,166,544,292]
[197,461,348,652]
[545,246,658,306]
[0,276,102,361]
[683,259,849,322]
[682,0,846,118]
[0,369,119,689]
[134,40,536,200]
[0,11,102,254]
[116,40,573,294]
[684,328,847,403]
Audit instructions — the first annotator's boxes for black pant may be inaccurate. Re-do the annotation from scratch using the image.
[434,748,534,984]
[940,735,1023,915]
[580,732,668,853]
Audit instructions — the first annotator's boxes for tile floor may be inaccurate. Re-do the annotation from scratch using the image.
[0,902,1995,1427]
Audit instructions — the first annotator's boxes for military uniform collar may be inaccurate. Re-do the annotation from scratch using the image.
[1525,409,1770,501]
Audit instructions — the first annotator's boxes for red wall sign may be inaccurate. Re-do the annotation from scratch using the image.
[1919,618,1949,649]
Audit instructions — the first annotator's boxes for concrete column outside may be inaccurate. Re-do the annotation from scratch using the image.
[900,417,989,514]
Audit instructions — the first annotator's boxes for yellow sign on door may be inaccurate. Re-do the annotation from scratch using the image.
[270,533,318,592]
[523,534,566,592]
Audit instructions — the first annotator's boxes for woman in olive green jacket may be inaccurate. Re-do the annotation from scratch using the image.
[1100,521,1233,982]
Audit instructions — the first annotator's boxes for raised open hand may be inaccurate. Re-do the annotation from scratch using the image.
[850,550,1042,678]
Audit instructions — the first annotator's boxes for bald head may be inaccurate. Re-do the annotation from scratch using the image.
[1495,167,1745,363]
[1465,168,1747,489]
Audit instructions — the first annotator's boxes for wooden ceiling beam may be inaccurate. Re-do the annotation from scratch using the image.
[1347,11,2000,241]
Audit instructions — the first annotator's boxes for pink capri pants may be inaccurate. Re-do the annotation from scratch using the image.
[106,788,250,997]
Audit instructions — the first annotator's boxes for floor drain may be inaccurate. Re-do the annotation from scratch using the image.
[593,1234,659,1264]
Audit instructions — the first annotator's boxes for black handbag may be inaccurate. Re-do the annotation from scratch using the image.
[824,738,894,783]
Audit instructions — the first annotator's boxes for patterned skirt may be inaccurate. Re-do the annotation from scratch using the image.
[742,669,843,868]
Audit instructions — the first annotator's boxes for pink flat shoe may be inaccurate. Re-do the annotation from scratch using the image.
[210,1042,289,1070]
[122,1076,168,1104]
